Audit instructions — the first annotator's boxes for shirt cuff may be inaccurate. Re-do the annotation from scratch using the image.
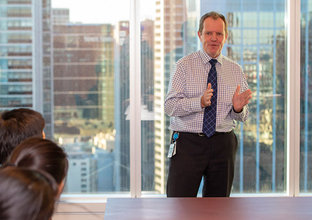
[232,106,243,113]
[231,106,246,121]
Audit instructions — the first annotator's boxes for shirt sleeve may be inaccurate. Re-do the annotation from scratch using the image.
[164,62,203,117]
[230,67,249,122]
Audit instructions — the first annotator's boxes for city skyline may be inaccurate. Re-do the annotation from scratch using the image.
[1,0,311,195]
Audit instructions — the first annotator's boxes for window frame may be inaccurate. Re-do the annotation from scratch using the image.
[55,0,303,200]
[128,0,304,198]
[287,0,300,197]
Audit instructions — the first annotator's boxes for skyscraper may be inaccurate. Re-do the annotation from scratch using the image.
[53,23,115,137]
[154,0,184,194]
[115,19,156,192]
[153,0,198,194]
[154,0,286,194]
[52,11,115,193]
[200,0,286,192]
[0,0,53,137]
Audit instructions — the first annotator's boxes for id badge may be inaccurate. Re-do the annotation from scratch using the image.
[167,143,175,158]
[168,131,179,158]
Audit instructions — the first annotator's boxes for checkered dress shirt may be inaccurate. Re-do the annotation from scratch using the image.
[164,50,249,133]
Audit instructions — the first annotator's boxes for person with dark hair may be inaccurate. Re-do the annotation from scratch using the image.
[0,108,45,164]
[165,11,252,197]
[5,137,68,198]
[0,166,57,220]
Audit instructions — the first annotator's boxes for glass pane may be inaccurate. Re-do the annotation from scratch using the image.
[203,0,287,194]
[143,0,287,194]
[140,0,200,194]
[300,0,312,193]
[51,0,130,193]
[140,3,156,191]
[0,0,52,131]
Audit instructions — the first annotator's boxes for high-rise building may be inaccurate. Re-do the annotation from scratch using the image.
[52,8,69,25]
[64,143,97,192]
[153,0,197,194]
[154,0,286,194]
[53,23,115,138]
[114,20,130,191]
[140,19,155,191]
[300,0,312,192]
[52,12,115,193]
[0,0,53,138]
[96,148,115,192]
[200,0,286,193]
[115,19,156,192]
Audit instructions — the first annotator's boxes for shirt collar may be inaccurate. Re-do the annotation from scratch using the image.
[199,49,224,65]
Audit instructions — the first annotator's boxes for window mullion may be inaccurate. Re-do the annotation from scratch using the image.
[287,0,301,197]
[130,0,142,198]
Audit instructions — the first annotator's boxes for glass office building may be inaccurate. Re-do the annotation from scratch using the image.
[0,0,53,137]
[53,22,115,192]
[154,0,286,193]
[200,0,287,193]
[301,0,312,192]
[1,0,312,196]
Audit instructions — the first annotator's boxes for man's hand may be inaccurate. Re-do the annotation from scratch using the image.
[201,83,214,108]
[232,85,252,113]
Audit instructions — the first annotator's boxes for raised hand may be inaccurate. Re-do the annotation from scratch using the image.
[201,83,214,108]
[232,85,252,112]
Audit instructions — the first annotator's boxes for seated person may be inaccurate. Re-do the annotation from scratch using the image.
[0,108,45,164]
[0,166,57,220]
[4,137,68,198]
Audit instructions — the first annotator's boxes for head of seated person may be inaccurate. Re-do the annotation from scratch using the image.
[0,108,45,164]
[0,166,57,220]
[4,137,68,198]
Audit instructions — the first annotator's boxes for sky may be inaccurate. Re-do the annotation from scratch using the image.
[52,0,155,25]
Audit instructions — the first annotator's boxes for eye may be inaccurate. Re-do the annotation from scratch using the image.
[217,32,223,36]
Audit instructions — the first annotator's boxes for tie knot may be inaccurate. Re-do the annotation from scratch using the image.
[209,59,217,66]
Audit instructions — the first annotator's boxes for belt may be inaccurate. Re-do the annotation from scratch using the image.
[178,131,232,137]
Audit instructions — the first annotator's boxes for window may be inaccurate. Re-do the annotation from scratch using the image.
[300,0,312,193]
[141,0,287,195]
[0,0,306,197]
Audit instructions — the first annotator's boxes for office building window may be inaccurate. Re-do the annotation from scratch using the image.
[52,0,130,193]
[300,0,312,193]
[0,0,306,197]
[142,0,287,194]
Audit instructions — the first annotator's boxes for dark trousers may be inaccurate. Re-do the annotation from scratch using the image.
[166,131,238,197]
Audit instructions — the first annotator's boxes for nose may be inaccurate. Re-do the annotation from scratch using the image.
[211,33,217,41]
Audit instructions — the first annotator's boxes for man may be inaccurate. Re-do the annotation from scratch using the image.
[0,108,45,164]
[164,11,252,197]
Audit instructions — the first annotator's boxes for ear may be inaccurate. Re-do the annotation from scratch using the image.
[197,31,202,39]
[56,179,65,199]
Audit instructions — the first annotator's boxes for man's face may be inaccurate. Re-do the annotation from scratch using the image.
[198,17,228,58]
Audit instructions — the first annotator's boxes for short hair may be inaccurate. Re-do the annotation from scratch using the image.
[5,137,68,185]
[0,167,57,220]
[0,108,45,164]
[198,11,228,35]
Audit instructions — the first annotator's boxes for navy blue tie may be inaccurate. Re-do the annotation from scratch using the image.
[202,59,218,138]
